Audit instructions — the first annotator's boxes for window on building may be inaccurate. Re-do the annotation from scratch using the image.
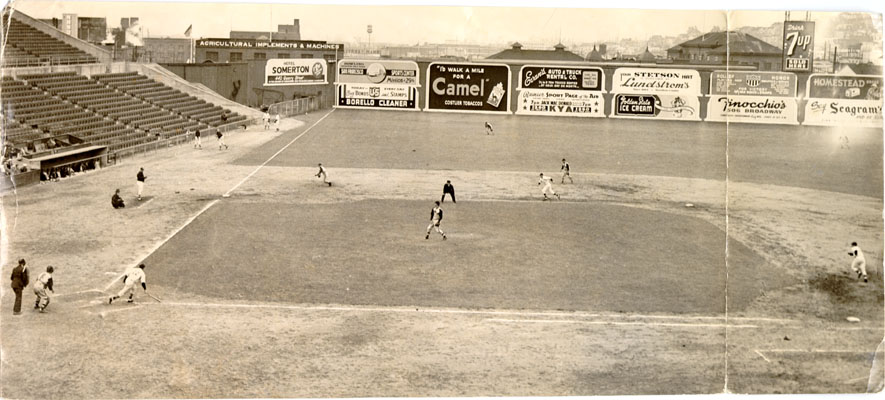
[253,52,266,60]
[230,52,242,62]
[323,54,336,62]
[301,53,314,59]
[206,51,219,62]
[278,53,289,59]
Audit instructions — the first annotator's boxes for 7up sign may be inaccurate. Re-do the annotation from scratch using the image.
[782,21,814,72]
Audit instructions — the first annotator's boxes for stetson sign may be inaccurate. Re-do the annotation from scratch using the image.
[425,62,511,113]
[610,68,701,121]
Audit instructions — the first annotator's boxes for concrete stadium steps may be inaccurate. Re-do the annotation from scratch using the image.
[19,72,204,139]
[92,72,244,128]
[2,17,98,65]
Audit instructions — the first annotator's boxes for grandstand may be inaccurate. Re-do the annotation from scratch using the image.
[1,9,261,187]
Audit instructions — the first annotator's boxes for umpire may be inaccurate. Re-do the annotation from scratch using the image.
[10,258,29,315]
[441,180,456,203]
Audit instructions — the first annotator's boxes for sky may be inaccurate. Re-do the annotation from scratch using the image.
[5,0,883,46]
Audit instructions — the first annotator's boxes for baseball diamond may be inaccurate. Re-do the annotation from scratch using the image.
[1,3,883,399]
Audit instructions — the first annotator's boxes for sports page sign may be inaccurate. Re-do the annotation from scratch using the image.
[425,62,511,113]
[803,74,882,127]
[265,59,326,86]
[706,71,799,124]
[335,60,420,110]
[336,60,420,86]
[710,71,797,97]
[516,65,604,117]
[611,68,702,95]
[782,21,814,72]
[613,94,700,120]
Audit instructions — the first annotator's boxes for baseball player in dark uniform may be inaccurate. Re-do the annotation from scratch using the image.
[441,180,456,203]
[10,258,29,315]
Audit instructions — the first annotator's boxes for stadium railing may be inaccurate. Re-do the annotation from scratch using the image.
[267,96,322,119]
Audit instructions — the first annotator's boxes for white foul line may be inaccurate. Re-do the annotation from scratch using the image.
[102,198,219,291]
[484,318,758,329]
[755,349,772,363]
[101,110,336,291]
[223,108,335,197]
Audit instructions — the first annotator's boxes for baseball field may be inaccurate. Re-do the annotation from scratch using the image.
[1,109,883,397]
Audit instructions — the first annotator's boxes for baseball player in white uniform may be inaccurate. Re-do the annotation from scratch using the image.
[849,242,868,282]
[484,121,494,135]
[274,114,281,132]
[263,112,271,130]
[316,163,331,186]
[539,173,560,200]
[33,266,54,312]
[109,263,148,304]
[425,201,446,240]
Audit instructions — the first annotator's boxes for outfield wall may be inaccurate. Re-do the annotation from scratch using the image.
[158,57,881,128]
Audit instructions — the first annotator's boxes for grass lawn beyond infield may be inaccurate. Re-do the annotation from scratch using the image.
[146,199,785,314]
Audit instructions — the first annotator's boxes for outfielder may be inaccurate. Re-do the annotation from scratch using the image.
[849,242,868,282]
[425,201,447,240]
[560,158,574,184]
[539,173,560,200]
[484,121,494,135]
[316,163,332,186]
[109,263,148,304]
[33,266,54,313]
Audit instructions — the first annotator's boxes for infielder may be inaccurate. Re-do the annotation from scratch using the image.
[484,121,494,135]
[316,163,331,186]
[539,173,560,200]
[263,112,271,130]
[425,201,447,240]
[136,167,146,201]
[33,266,54,313]
[849,242,868,282]
[274,114,281,132]
[109,263,148,304]
[560,158,574,184]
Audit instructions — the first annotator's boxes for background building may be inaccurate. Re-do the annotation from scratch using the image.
[231,19,301,41]
[667,31,782,70]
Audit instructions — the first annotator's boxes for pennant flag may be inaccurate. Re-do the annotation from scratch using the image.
[184,24,192,37]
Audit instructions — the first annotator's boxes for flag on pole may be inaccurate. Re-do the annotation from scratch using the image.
[184,24,192,37]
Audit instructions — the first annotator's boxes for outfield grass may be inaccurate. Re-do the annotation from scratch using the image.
[235,109,882,197]
[145,199,784,314]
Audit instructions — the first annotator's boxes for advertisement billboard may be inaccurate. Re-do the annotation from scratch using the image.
[425,62,511,113]
[705,96,799,124]
[806,74,883,100]
[610,68,702,95]
[612,94,701,121]
[336,84,419,110]
[265,59,327,86]
[782,21,815,72]
[803,99,883,127]
[518,65,604,91]
[709,71,798,97]
[336,60,420,86]
[516,91,604,117]
[515,65,605,117]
